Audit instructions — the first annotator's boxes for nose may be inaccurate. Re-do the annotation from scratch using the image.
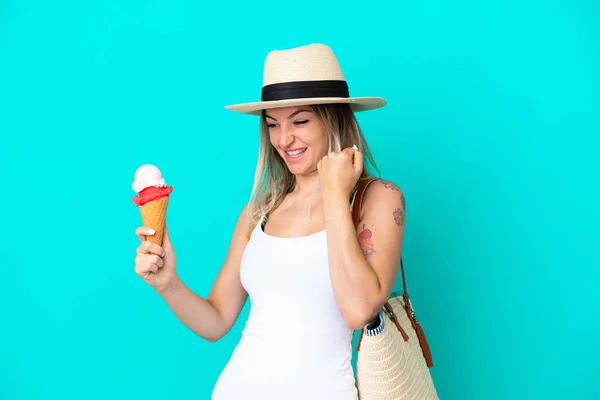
[278,124,295,148]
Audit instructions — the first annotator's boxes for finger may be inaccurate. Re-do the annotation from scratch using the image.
[135,260,159,276]
[318,156,326,170]
[139,253,164,268]
[352,146,364,174]
[135,226,156,242]
[342,147,355,156]
[337,147,353,163]
[136,240,164,256]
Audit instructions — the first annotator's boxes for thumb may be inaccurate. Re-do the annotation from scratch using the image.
[352,145,364,175]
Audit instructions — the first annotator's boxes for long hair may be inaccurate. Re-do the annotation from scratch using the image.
[246,103,380,225]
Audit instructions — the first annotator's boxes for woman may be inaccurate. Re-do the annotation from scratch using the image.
[133,44,406,399]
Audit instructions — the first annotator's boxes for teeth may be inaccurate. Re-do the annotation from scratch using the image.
[286,148,306,156]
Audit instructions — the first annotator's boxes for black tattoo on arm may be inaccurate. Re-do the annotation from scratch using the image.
[381,180,400,192]
[393,208,405,227]
[382,180,406,212]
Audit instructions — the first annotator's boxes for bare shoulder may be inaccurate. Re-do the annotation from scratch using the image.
[361,178,406,227]
[232,202,260,241]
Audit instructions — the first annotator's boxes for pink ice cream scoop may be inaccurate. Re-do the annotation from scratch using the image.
[132,164,167,193]
[131,164,173,245]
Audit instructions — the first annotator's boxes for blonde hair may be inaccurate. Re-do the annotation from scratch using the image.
[246,103,380,225]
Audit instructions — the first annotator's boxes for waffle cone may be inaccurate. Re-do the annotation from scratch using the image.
[139,196,170,245]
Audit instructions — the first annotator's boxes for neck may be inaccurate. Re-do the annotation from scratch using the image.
[292,171,320,198]
[290,171,321,223]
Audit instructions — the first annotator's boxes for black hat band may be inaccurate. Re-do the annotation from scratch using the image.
[261,80,350,102]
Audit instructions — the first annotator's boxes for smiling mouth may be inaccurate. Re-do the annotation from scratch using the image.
[285,148,307,157]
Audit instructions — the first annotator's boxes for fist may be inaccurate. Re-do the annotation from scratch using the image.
[134,225,178,292]
[317,145,364,200]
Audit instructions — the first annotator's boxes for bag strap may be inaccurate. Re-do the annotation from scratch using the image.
[352,178,434,368]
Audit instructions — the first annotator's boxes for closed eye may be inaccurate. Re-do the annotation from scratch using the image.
[266,120,308,129]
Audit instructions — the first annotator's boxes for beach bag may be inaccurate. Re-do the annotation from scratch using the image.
[352,178,438,400]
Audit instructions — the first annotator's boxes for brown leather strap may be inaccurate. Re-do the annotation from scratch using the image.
[356,329,365,351]
[352,178,434,368]
[385,303,409,341]
[351,178,378,227]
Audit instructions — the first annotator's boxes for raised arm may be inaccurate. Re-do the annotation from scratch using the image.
[324,179,405,329]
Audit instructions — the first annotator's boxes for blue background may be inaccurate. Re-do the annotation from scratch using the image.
[1,1,599,399]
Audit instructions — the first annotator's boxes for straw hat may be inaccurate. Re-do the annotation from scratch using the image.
[224,43,387,116]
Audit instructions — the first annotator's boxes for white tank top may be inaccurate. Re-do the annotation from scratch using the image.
[211,215,358,400]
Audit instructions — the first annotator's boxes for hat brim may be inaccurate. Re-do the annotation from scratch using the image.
[224,97,386,116]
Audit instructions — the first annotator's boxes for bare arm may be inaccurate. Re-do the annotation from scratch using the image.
[156,205,253,342]
[324,179,405,329]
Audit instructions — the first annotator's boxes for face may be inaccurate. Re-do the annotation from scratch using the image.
[264,107,329,176]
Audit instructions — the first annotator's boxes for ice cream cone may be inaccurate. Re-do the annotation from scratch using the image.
[139,195,170,245]
[132,164,174,245]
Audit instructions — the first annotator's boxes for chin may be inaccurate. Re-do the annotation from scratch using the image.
[283,160,312,176]
[286,163,307,175]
